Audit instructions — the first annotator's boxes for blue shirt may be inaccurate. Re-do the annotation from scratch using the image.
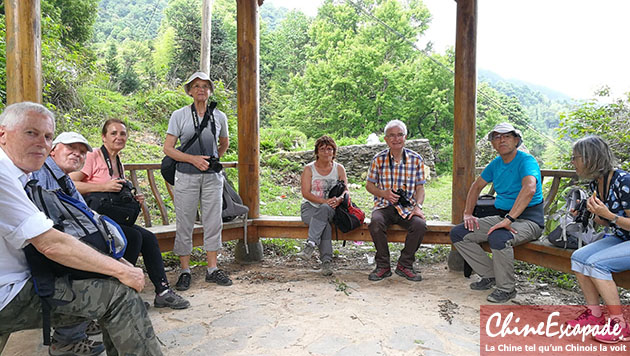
[32,157,87,205]
[481,150,543,211]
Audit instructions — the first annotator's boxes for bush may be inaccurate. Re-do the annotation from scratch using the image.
[260,127,307,152]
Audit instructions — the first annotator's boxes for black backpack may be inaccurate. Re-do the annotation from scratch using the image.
[24,181,127,345]
[328,180,365,233]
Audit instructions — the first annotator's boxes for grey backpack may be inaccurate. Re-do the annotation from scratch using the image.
[221,172,250,251]
[547,187,601,249]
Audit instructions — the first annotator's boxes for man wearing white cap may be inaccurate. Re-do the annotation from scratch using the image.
[449,123,544,303]
[31,133,104,355]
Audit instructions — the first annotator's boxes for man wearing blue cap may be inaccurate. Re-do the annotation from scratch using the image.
[449,123,544,303]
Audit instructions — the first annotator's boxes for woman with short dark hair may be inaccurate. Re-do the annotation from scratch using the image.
[297,135,348,276]
[566,136,630,343]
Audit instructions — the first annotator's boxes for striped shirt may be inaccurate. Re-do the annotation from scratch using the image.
[367,148,426,218]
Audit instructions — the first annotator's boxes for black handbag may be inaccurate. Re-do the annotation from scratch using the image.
[473,194,500,218]
[160,102,217,185]
[85,186,140,227]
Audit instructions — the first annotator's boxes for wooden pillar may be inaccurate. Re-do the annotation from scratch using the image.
[5,0,42,104]
[200,0,213,75]
[236,0,260,218]
[451,0,477,224]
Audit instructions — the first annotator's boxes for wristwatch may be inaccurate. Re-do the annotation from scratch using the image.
[610,215,619,226]
[416,203,423,209]
[505,214,516,223]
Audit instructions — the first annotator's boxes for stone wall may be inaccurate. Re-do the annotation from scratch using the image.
[275,139,436,180]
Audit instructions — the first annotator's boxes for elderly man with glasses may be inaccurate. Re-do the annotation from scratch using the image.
[449,123,544,303]
[365,120,427,282]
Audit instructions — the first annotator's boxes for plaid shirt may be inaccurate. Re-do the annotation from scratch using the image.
[367,148,426,218]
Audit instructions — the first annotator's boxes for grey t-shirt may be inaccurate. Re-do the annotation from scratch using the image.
[167,104,228,174]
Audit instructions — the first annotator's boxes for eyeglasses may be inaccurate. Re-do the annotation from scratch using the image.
[191,84,211,90]
[386,132,406,139]
[491,133,515,141]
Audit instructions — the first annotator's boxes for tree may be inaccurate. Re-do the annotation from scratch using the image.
[268,0,452,144]
[105,42,120,83]
[164,0,202,81]
[557,89,630,169]
[46,0,99,45]
[260,10,312,124]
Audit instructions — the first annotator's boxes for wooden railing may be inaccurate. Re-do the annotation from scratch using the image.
[125,162,238,227]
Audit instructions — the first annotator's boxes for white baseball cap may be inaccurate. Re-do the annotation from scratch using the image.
[487,122,523,147]
[184,71,214,95]
[52,132,93,152]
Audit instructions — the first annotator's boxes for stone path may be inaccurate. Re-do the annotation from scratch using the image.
[4,262,486,356]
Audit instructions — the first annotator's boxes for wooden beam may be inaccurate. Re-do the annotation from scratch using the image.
[451,0,477,224]
[236,0,261,218]
[5,0,42,104]
[200,0,213,75]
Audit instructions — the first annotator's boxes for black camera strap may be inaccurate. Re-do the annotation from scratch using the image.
[190,102,217,157]
[386,149,407,192]
[600,170,611,203]
[100,145,125,179]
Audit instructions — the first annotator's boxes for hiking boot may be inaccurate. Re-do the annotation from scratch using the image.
[565,309,606,329]
[206,269,233,286]
[49,337,104,356]
[175,272,191,291]
[321,261,333,276]
[85,320,101,336]
[368,267,392,281]
[296,242,315,260]
[594,318,630,344]
[395,264,422,281]
[154,289,190,309]
[470,277,496,290]
[486,289,517,303]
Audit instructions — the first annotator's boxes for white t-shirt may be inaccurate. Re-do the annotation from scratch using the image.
[0,147,54,311]
[302,161,341,207]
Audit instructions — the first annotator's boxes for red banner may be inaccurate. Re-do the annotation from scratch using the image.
[480,305,629,355]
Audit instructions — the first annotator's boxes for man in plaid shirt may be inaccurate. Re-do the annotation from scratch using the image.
[365,120,427,282]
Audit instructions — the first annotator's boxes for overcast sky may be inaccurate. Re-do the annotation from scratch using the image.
[265,0,630,100]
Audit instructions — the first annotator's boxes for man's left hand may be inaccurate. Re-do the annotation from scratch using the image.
[407,206,425,220]
[487,218,517,235]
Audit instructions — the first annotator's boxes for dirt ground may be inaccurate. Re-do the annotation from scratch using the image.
[4,242,605,356]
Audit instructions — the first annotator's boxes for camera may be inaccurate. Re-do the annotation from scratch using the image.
[118,179,136,203]
[392,188,412,207]
[206,156,223,173]
[574,199,592,228]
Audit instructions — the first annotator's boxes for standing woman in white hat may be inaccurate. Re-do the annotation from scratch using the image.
[163,72,232,290]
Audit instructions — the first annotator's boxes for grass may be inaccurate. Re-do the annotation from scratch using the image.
[259,169,455,220]
[515,261,578,291]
